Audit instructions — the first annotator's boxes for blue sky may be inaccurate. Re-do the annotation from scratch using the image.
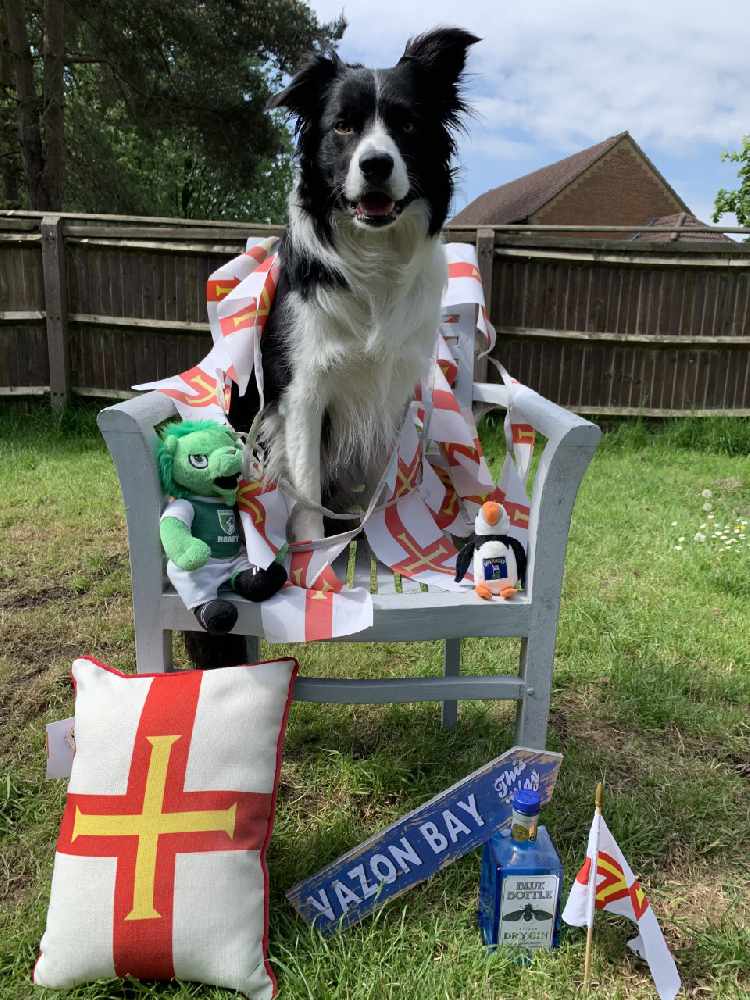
[308,0,749,228]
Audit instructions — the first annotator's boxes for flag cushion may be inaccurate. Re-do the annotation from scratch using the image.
[34,655,298,999]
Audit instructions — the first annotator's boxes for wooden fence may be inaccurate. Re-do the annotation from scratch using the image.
[2,210,750,416]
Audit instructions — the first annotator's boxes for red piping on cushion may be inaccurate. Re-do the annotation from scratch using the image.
[71,653,298,682]
[259,659,299,997]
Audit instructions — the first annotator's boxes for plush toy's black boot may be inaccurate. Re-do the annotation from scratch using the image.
[232,562,287,602]
[193,599,238,635]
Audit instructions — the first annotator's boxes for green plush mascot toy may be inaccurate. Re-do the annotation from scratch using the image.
[158,420,287,634]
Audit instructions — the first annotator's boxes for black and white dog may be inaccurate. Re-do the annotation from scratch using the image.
[230,27,479,541]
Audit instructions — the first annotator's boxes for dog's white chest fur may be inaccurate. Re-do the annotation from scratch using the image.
[272,204,447,534]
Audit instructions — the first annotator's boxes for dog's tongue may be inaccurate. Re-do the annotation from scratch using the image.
[358,192,395,216]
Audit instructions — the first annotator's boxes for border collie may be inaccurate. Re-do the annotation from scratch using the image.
[230,27,479,541]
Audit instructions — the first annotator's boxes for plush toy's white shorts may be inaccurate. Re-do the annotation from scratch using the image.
[166,553,252,609]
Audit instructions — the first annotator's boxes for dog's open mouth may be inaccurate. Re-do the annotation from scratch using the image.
[213,472,240,490]
[352,192,403,227]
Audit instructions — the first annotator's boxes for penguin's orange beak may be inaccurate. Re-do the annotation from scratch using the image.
[482,501,501,526]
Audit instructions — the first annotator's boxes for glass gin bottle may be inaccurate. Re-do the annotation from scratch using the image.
[478,789,563,951]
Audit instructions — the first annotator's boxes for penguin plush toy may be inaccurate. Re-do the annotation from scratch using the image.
[454,500,527,600]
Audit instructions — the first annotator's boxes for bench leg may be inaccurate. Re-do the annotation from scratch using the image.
[245,635,261,663]
[136,627,172,674]
[442,638,461,729]
[514,634,554,750]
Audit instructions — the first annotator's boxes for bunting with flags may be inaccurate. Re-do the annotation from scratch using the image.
[136,237,535,642]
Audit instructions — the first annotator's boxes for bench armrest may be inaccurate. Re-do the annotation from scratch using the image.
[473,380,595,445]
[97,389,179,439]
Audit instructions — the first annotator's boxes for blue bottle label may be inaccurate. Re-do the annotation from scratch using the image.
[498,874,560,950]
[483,556,508,581]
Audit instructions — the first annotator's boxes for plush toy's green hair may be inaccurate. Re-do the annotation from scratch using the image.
[161,419,225,441]
[157,419,238,498]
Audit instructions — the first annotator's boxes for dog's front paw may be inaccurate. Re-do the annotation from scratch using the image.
[290,506,325,543]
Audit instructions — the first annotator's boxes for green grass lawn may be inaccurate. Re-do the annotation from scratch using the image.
[1,403,749,1000]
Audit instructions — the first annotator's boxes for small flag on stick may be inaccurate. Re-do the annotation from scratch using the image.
[562,783,681,1000]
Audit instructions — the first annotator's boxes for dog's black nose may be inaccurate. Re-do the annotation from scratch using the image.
[359,152,393,183]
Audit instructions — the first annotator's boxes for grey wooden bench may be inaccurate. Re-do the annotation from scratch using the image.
[97,353,599,751]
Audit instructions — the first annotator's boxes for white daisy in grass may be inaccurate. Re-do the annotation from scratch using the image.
[672,487,749,561]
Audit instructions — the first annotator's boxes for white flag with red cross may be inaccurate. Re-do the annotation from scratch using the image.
[442,244,496,354]
[420,456,472,537]
[212,243,280,398]
[259,565,373,643]
[207,239,279,343]
[365,488,465,591]
[436,331,459,385]
[135,237,280,419]
[235,494,373,643]
[237,478,291,571]
[364,408,467,591]
[134,341,232,423]
[562,812,682,1000]
[489,452,531,546]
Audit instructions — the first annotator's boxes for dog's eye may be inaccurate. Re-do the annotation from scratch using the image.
[334,121,354,135]
[188,454,208,469]
[402,120,416,134]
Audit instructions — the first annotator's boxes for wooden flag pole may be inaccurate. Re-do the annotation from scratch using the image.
[583,782,604,991]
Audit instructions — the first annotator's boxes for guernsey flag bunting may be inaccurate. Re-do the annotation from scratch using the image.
[562,812,681,1000]
[135,238,536,642]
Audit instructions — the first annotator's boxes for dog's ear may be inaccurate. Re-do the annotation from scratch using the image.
[400,27,480,92]
[267,52,341,120]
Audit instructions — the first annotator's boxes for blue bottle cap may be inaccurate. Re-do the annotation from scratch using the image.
[512,789,541,816]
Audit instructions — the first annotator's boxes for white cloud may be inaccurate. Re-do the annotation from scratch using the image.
[310,0,750,151]
[462,133,535,162]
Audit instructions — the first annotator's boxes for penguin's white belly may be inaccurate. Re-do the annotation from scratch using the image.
[473,540,518,594]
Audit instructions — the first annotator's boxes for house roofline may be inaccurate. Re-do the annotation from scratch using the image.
[531,131,690,220]
[527,131,629,220]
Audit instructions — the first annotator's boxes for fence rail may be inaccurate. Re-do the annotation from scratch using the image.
[2,210,750,415]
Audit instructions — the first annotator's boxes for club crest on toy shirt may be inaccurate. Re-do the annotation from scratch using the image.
[217,509,236,537]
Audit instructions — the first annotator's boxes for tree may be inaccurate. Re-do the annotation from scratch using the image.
[713,135,750,230]
[0,10,23,206]
[3,0,65,209]
[1,0,343,217]
[62,64,295,221]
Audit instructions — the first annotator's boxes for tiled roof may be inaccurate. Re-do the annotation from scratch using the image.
[630,212,734,243]
[451,133,627,225]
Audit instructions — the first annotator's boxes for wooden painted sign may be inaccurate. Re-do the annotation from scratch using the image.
[286,746,562,934]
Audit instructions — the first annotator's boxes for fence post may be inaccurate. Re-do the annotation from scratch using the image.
[475,226,495,383]
[41,214,70,411]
